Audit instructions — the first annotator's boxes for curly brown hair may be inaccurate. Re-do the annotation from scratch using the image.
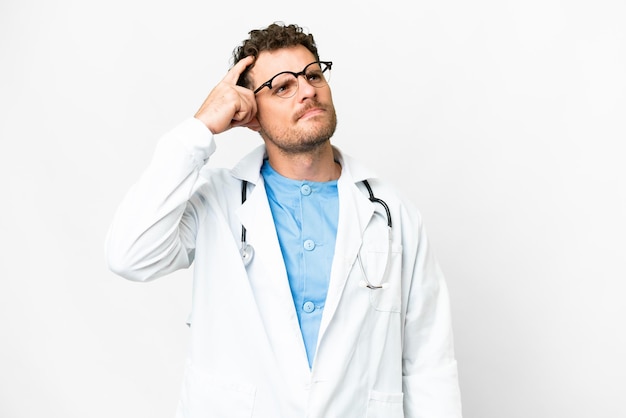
[233,22,320,89]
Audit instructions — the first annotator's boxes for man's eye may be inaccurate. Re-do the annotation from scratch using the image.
[273,78,297,95]
[307,70,322,81]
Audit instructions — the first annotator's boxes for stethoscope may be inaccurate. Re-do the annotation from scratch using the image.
[239,179,393,290]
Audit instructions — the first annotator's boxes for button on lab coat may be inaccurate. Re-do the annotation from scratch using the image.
[105,118,462,417]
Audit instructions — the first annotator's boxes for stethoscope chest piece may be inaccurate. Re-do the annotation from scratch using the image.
[240,243,254,266]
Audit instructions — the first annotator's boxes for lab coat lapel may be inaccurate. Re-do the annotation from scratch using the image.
[236,180,287,293]
[319,176,375,335]
[236,179,312,381]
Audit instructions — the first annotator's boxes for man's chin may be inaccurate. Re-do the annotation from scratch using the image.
[298,113,337,136]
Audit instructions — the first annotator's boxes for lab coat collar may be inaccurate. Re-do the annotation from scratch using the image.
[231,145,267,185]
[230,143,379,186]
[333,146,379,184]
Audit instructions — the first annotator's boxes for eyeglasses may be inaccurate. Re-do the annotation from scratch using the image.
[253,61,332,98]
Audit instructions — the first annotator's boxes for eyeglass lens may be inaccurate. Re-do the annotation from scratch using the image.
[270,62,331,98]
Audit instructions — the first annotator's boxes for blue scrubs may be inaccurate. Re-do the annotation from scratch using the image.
[261,160,339,368]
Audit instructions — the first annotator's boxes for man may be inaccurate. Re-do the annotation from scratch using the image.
[106,22,462,417]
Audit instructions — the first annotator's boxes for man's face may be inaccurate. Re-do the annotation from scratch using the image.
[249,45,337,154]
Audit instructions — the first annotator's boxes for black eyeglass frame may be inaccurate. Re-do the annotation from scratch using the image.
[253,61,333,97]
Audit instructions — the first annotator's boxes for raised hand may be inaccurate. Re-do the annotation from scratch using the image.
[194,56,260,134]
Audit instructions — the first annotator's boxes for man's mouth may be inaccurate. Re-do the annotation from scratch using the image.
[296,103,325,121]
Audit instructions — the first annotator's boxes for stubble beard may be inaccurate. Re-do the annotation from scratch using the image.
[259,105,338,155]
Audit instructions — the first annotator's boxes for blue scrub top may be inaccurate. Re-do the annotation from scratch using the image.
[261,160,339,368]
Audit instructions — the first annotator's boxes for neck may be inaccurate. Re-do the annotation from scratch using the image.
[265,142,341,182]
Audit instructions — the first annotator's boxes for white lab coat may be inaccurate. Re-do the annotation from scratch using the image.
[106,118,462,418]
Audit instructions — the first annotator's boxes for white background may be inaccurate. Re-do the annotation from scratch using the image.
[1,0,625,417]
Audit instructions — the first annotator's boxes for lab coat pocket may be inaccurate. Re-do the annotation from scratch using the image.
[365,390,404,418]
[180,364,256,418]
[365,246,402,313]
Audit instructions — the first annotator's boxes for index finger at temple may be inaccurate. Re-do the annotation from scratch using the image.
[223,55,255,84]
